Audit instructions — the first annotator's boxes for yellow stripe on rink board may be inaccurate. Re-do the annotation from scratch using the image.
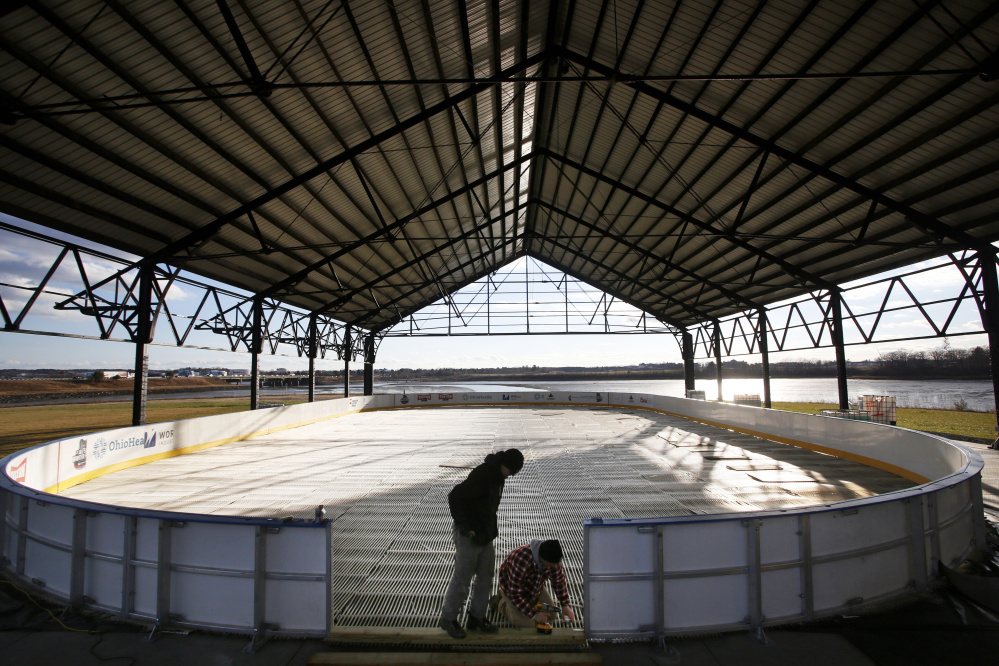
[45,399,930,495]
[383,400,932,484]
[45,408,365,494]
[632,406,931,485]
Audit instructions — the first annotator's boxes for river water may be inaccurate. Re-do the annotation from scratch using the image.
[11,377,995,412]
[374,377,996,412]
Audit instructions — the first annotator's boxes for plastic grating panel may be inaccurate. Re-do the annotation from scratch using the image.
[60,404,914,629]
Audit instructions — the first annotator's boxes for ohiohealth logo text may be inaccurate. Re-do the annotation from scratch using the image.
[93,432,157,461]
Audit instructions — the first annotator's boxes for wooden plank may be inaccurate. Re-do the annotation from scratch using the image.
[326,626,588,647]
[308,653,602,665]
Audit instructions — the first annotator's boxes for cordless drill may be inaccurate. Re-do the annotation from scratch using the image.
[533,602,563,634]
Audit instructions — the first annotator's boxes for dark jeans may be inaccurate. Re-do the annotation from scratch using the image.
[441,526,494,621]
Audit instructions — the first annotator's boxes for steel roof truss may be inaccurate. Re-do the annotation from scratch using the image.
[215,0,268,91]
[13,4,342,282]
[359,237,524,331]
[185,2,404,275]
[535,200,758,311]
[535,234,692,325]
[542,149,835,291]
[558,39,987,251]
[149,51,546,262]
[11,245,68,332]
[264,154,533,301]
[686,251,988,358]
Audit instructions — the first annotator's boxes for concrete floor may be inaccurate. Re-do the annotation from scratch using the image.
[969,438,999,513]
[3,587,998,666]
[61,405,914,631]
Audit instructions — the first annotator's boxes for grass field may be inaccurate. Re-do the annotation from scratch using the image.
[0,396,326,458]
[772,401,996,441]
[1,397,993,459]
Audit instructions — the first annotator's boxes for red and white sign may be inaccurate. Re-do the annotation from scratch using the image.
[8,458,26,483]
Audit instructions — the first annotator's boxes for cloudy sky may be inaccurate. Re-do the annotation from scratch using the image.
[0,213,987,371]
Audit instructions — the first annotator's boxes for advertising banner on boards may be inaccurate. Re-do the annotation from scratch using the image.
[3,421,179,493]
[393,391,612,407]
[3,395,391,494]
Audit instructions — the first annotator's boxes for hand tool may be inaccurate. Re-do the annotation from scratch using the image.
[533,602,562,634]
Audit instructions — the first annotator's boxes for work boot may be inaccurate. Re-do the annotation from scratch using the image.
[438,616,466,639]
[488,593,501,613]
[466,615,498,633]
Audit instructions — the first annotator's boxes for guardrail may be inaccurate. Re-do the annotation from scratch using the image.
[1,391,986,642]
[382,391,986,640]
[0,395,394,644]
[581,393,986,641]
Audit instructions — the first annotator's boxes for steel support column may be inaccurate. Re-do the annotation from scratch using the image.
[363,333,375,396]
[250,296,262,410]
[758,309,772,409]
[307,314,317,403]
[131,264,153,426]
[977,249,999,448]
[831,291,849,409]
[343,326,351,398]
[713,321,723,402]
[682,330,695,393]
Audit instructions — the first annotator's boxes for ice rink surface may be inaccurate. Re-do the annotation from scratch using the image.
[63,405,913,628]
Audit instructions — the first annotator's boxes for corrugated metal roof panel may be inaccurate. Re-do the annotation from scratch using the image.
[1,0,998,332]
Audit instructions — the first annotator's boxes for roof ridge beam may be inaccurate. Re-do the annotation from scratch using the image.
[146,51,547,264]
[557,46,987,251]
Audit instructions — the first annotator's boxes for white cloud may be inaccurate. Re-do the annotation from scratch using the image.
[163,284,190,301]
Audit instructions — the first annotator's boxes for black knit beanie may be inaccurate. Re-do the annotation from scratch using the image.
[539,539,563,564]
[497,448,524,474]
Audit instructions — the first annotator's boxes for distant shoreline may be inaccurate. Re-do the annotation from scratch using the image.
[0,385,236,405]
[0,373,991,406]
[386,371,990,382]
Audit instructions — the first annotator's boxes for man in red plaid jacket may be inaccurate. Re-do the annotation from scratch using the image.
[496,539,576,627]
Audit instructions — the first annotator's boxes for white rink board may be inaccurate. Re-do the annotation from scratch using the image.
[581,395,984,639]
[0,391,986,639]
[0,396,382,637]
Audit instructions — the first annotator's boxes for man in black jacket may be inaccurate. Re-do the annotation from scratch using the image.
[438,448,524,639]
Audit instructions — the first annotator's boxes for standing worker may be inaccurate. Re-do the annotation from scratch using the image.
[438,448,524,639]
[495,539,576,629]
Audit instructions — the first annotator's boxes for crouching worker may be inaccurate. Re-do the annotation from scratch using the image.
[495,539,576,630]
[438,448,524,639]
